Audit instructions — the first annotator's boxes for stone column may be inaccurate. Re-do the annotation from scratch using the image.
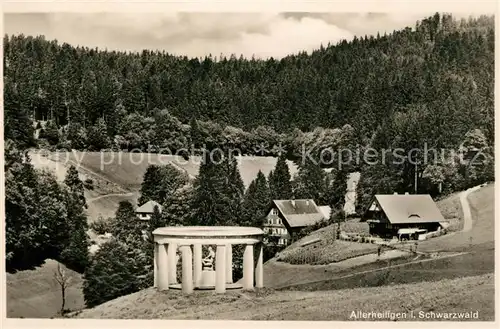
[215,244,227,293]
[225,244,233,284]
[157,243,169,291]
[193,243,202,288]
[255,243,264,288]
[242,244,254,290]
[167,242,177,285]
[153,242,159,288]
[180,245,193,294]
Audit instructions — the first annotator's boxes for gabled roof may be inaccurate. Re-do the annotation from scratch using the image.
[272,199,325,228]
[135,200,163,214]
[364,194,445,224]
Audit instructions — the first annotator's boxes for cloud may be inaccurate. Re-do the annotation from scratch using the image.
[3,12,485,59]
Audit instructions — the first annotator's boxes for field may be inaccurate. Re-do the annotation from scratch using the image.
[73,273,494,320]
[63,151,299,190]
[6,259,85,318]
[86,192,139,221]
[279,240,380,265]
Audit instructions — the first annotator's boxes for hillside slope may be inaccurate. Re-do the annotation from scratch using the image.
[73,274,494,320]
[31,150,361,221]
[7,259,85,318]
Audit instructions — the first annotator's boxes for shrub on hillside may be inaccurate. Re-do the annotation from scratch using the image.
[90,216,114,235]
[83,178,94,190]
[83,239,140,308]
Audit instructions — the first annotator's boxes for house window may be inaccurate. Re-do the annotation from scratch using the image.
[141,213,147,218]
[271,208,278,215]
[278,218,282,225]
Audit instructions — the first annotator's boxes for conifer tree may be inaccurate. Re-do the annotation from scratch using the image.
[87,118,110,151]
[57,163,90,272]
[190,151,237,226]
[328,169,348,210]
[149,205,164,231]
[111,201,141,240]
[223,156,245,224]
[189,116,203,150]
[242,170,271,227]
[269,154,292,200]
[67,122,87,150]
[3,78,36,149]
[293,156,329,205]
[41,120,60,146]
[64,165,87,208]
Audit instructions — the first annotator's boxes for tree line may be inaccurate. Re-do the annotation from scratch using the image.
[4,13,494,148]
[5,143,89,273]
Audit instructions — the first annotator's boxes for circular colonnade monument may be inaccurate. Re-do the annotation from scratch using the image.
[153,226,265,294]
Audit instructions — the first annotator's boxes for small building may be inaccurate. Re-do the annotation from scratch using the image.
[361,193,446,239]
[263,199,325,245]
[135,200,163,221]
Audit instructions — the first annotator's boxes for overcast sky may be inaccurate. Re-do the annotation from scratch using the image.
[3,12,486,59]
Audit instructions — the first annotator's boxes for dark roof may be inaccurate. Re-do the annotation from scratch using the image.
[363,194,445,224]
[272,199,325,228]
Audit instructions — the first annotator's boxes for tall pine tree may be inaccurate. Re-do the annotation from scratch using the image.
[269,154,292,200]
[60,166,89,273]
[190,151,243,226]
[242,170,271,227]
[293,156,330,205]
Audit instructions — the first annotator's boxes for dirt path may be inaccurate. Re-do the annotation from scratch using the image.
[460,185,482,232]
[87,192,135,203]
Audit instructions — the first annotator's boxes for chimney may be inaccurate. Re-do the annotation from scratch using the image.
[291,200,296,207]
[393,192,398,195]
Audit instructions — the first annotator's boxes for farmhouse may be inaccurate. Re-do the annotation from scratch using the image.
[361,193,446,239]
[135,200,163,221]
[263,199,325,246]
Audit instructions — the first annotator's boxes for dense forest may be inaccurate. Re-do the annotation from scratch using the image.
[4,13,494,192]
[4,13,494,148]
[4,12,495,308]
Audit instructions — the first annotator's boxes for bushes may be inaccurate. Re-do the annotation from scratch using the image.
[83,239,140,308]
[83,178,94,190]
[89,216,114,235]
